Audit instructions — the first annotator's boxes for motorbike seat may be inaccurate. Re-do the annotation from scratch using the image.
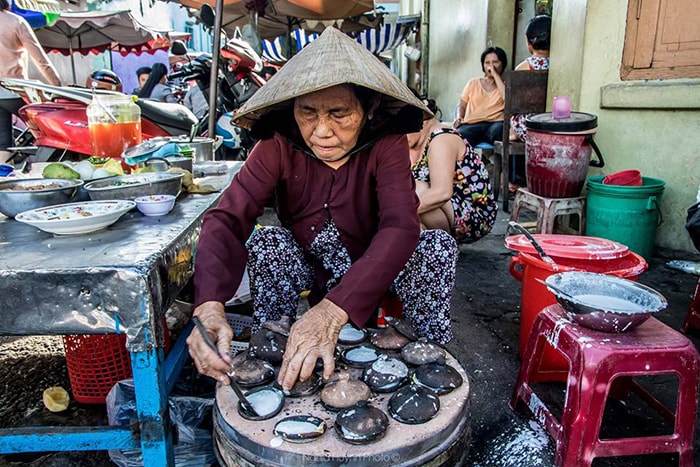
[137,99,198,133]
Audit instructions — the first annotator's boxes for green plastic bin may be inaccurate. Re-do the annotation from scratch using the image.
[585,175,665,261]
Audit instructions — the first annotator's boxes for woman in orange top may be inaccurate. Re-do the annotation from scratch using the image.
[453,46,507,146]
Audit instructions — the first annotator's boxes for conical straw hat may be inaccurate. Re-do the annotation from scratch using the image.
[233,27,431,132]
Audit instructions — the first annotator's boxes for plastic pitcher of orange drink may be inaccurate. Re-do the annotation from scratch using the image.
[86,94,142,159]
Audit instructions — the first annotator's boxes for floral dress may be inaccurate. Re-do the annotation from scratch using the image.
[247,221,457,344]
[510,56,550,141]
[411,128,498,244]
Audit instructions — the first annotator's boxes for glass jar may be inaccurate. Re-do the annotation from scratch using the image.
[86,94,142,159]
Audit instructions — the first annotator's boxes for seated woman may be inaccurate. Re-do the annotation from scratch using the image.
[186,28,459,391]
[408,92,498,244]
[137,63,176,103]
[508,15,552,194]
[453,46,507,146]
[510,14,552,142]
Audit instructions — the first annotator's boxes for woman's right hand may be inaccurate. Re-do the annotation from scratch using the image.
[453,117,462,128]
[186,301,234,384]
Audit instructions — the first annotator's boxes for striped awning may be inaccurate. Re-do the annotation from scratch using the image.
[262,29,319,63]
[355,15,419,55]
[261,15,419,63]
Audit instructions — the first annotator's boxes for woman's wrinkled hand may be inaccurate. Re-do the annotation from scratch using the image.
[186,301,234,385]
[278,299,348,391]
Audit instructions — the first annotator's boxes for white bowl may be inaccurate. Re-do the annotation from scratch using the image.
[15,200,135,235]
[134,194,176,217]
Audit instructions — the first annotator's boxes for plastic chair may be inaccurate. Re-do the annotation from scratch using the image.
[509,187,585,234]
[474,142,500,202]
[493,70,549,213]
[511,305,700,466]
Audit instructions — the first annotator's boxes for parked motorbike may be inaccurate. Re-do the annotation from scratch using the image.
[0,78,199,165]
[168,33,265,160]
[0,14,264,166]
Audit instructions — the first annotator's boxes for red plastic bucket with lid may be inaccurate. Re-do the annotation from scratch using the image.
[506,234,647,382]
[525,112,605,198]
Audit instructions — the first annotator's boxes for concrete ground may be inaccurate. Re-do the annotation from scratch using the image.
[449,207,700,467]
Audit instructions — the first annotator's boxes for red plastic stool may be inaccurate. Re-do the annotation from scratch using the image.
[682,277,700,332]
[377,294,403,327]
[510,305,700,466]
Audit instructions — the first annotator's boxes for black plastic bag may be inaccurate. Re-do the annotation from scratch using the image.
[105,379,215,467]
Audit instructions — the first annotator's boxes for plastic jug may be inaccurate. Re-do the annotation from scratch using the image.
[525,112,604,198]
[86,94,142,159]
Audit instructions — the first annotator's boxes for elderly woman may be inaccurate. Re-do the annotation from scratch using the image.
[187,28,458,391]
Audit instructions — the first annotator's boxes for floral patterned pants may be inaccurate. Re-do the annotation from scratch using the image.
[246,222,458,344]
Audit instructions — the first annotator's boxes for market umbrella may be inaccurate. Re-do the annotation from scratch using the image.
[175,0,380,40]
[34,10,167,84]
[11,0,60,28]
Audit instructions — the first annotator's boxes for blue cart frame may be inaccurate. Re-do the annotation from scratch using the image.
[0,164,240,465]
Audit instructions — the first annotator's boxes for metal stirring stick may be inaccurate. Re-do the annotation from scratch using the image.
[191,316,259,416]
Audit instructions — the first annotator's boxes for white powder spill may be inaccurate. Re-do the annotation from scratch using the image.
[269,436,283,447]
[471,420,553,466]
[544,317,569,349]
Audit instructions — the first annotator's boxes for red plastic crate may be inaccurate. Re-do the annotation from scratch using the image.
[63,334,132,404]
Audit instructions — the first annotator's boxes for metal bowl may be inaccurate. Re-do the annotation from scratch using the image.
[544,272,668,332]
[0,178,83,218]
[83,172,183,201]
[74,175,116,202]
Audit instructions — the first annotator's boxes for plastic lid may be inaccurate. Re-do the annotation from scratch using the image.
[526,112,598,133]
[121,139,172,165]
[505,234,629,260]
